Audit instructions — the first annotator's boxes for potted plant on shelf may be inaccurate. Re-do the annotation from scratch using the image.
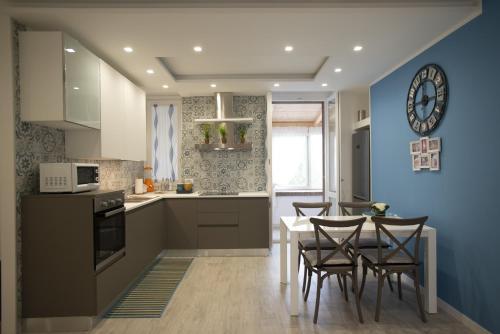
[201,124,211,144]
[238,125,247,144]
[219,124,227,144]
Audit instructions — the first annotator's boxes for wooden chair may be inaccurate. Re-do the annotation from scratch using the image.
[292,202,344,296]
[304,217,366,324]
[292,202,342,294]
[339,201,394,291]
[359,216,428,322]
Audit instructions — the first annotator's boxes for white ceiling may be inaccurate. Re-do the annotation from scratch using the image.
[6,1,480,97]
[273,103,323,123]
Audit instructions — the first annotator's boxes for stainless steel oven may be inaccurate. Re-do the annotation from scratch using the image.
[93,192,125,272]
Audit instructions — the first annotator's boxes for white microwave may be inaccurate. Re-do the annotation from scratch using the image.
[40,163,100,193]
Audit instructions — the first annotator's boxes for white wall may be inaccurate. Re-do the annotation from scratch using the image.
[338,88,369,202]
[0,14,19,334]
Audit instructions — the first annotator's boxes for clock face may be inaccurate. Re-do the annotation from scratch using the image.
[406,64,448,136]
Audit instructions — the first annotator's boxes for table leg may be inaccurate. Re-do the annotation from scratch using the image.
[280,221,288,284]
[424,229,437,313]
[290,231,299,316]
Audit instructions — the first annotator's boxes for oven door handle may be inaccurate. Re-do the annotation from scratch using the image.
[101,207,125,218]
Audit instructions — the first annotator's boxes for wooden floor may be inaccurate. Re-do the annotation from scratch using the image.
[89,244,472,334]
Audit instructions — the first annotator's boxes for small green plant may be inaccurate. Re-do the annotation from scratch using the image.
[219,124,227,144]
[201,124,211,144]
[238,125,247,143]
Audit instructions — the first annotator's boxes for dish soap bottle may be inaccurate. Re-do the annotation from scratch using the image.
[144,166,154,192]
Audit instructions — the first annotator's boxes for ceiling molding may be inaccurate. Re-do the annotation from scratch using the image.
[6,0,480,9]
[157,56,326,82]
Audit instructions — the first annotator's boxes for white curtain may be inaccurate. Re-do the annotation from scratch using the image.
[152,104,178,180]
[272,127,309,188]
[272,126,322,189]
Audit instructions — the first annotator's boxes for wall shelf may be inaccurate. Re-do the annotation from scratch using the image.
[195,143,253,152]
[194,118,253,124]
[354,117,370,130]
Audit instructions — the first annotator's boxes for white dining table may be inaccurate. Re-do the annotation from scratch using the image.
[280,216,437,316]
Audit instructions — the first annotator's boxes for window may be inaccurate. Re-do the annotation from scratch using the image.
[272,126,322,189]
[150,103,179,180]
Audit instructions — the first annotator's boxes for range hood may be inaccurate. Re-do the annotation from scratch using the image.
[194,93,253,123]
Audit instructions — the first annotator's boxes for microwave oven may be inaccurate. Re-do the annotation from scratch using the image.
[40,163,100,193]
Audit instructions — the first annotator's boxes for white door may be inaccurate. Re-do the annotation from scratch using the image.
[324,95,340,214]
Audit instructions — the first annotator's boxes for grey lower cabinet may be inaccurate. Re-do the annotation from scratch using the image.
[96,200,165,314]
[164,197,270,250]
[165,199,198,249]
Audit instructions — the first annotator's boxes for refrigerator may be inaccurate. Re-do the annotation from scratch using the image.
[352,129,371,203]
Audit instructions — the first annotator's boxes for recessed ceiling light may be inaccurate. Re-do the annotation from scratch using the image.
[321,83,328,87]
[123,46,134,53]
[65,48,75,53]
[284,45,294,52]
[162,84,169,89]
[334,68,342,73]
[273,83,280,87]
[193,46,203,52]
[146,69,155,74]
[73,86,80,90]
[353,45,363,52]
[210,83,217,88]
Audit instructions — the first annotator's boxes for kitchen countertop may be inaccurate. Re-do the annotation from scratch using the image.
[124,191,269,212]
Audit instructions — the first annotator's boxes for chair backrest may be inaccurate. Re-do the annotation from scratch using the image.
[371,216,428,265]
[292,202,331,217]
[309,217,366,267]
[338,201,374,216]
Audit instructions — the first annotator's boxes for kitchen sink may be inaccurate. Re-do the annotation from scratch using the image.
[199,191,239,197]
[125,196,158,203]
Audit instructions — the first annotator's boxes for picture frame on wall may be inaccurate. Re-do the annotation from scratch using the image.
[430,152,440,171]
[410,140,421,155]
[412,154,421,171]
[420,154,430,168]
[420,136,429,154]
[428,137,441,152]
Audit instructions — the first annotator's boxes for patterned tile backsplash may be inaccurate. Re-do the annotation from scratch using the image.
[180,96,267,192]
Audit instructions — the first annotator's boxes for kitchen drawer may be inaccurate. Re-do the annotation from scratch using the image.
[197,226,239,249]
[197,199,240,212]
[197,212,238,226]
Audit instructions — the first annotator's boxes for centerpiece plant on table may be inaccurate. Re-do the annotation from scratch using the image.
[371,202,390,216]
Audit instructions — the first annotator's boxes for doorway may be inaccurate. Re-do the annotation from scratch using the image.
[270,102,324,241]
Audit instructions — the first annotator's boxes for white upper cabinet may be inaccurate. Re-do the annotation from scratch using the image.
[19,31,101,129]
[65,60,146,161]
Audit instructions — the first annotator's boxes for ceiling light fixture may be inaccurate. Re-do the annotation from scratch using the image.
[210,83,217,88]
[321,83,328,87]
[73,86,80,90]
[334,68,342,73]
[284,45,294,52]
[65,48,75,53]
[162,84,169,89]
[193,46,203,52]
[273,83,280,87]
[146,69,155,74]
[353,45,363,52]
[123,46,134,53]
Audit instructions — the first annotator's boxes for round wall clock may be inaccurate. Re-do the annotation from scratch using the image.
[406,64,448,136]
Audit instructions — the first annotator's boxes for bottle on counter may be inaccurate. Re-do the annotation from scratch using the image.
[144,166,154,192]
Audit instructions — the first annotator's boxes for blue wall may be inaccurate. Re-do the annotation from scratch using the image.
[370,1,500,332]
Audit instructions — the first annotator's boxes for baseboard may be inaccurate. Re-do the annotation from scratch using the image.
[163,248,269,257]
[23,316,97,333]
[399,274,490,334]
